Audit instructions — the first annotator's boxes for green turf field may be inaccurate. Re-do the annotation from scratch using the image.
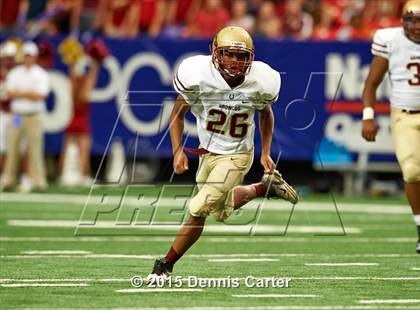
[1,186,419,309]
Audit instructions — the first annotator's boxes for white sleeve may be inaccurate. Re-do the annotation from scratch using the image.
[255,68,281,111]
[5,69,16,92]
[262,70,281,105]
[36,70,50,97]
[173,57,200,105]
[371,29,390,59]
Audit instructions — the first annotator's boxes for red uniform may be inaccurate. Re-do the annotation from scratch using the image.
[67,101,90,134]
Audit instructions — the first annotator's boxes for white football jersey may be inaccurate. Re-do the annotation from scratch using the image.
[173,55,280,154]
[372,27,420,110]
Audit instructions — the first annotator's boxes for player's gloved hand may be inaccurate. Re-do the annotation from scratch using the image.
[361,119,378,142]
[260,154,275,174]
[173,151,189,174]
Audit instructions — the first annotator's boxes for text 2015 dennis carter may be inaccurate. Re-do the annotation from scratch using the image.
[132,275,292,288]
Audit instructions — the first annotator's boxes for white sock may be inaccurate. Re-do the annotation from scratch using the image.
[414,215,420,226]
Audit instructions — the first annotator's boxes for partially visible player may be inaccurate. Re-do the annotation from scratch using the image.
[362,0,420,253]
[0,41,17,173]
[147,26,299,281]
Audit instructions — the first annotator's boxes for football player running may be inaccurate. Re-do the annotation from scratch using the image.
[147,26,299,282]
[362,0,420,253]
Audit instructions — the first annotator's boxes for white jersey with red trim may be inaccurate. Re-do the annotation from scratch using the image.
[173,55,280,155]
[371,27,420,110]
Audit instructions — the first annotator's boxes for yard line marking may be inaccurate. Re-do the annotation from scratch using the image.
[112,306,420,310]
[116,288,202,293]
[305,263,379,266]
[411,268,420,271]
[232,294,319,298]
[21,250,92,255]
[1,283,89,287]
[7,220,362,234]
[2,276,420,284]
[5,306,420,310]
[208,258,279,262]
[0,236,413,243]
[0,253,415,259]
[359,299,420,304]
[0,192,410,214]
[293,277,420,280]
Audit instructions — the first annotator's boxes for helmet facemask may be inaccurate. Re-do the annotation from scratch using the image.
[213,46,254,79]
[402,0,420,43]
[403,15,420,43]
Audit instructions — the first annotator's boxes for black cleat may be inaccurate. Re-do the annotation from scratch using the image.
[416,240,420,254]
[261,170,299,204]
[146,258,174,283]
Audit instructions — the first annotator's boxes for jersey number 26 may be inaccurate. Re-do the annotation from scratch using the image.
[206,109,249,138]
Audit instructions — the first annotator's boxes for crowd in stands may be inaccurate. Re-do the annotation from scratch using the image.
[0,0,405,41]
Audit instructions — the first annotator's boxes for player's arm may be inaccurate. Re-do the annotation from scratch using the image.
[169,95,190,174]
[7,90,46,101]
[361,55,388,142]
[259,105,275,173]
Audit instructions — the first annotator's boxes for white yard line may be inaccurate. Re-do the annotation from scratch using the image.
[305,263,379,267]
[112,306,420,310]
[7,220,362,234]
[1,283,89,287]
[411,268,420,271]
[1,276,420,284]
[116,288,202,293]
[0,192,409,214]
[21,250,92,255]
[232,294,319,298]
[0,253,415,259]
[110,305,418,310]
[208,258,279,262]
[110,305,419,310]
[359,300,420,304]
[0,236,413,243]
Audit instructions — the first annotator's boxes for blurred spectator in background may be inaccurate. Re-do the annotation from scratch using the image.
[2,41,50,192]
[43,0,82,36]
[279,0,313,40]
[58,37,108,187]
[15,0,81,37]
[255,0,282,38]
[79,0,101,33]
[0,41,18,173]
[312,0,340,40]
[184,0,230,37]
[100,0,138,38]
[336,9,372,41]
[363,0,401,30]
[136,0,166,37]
[0,0,21,35]
[162,0,201,38]
[227,0,255,33]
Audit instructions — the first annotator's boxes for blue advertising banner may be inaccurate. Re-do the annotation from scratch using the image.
[2,38,395,161]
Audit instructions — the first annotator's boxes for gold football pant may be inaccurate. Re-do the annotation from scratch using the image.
[189,149,254,221]
[391,108,420,183]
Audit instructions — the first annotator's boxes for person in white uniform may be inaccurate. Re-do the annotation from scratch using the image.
[147,26,299,281]
[1,41,50,192]
[362,0,420,253]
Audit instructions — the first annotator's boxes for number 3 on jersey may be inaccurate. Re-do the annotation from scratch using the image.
[206,109,249,138]
[407,62,420,86]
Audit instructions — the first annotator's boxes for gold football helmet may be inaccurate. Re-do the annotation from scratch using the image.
[402,0,420,42]
[211,26,254,78]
